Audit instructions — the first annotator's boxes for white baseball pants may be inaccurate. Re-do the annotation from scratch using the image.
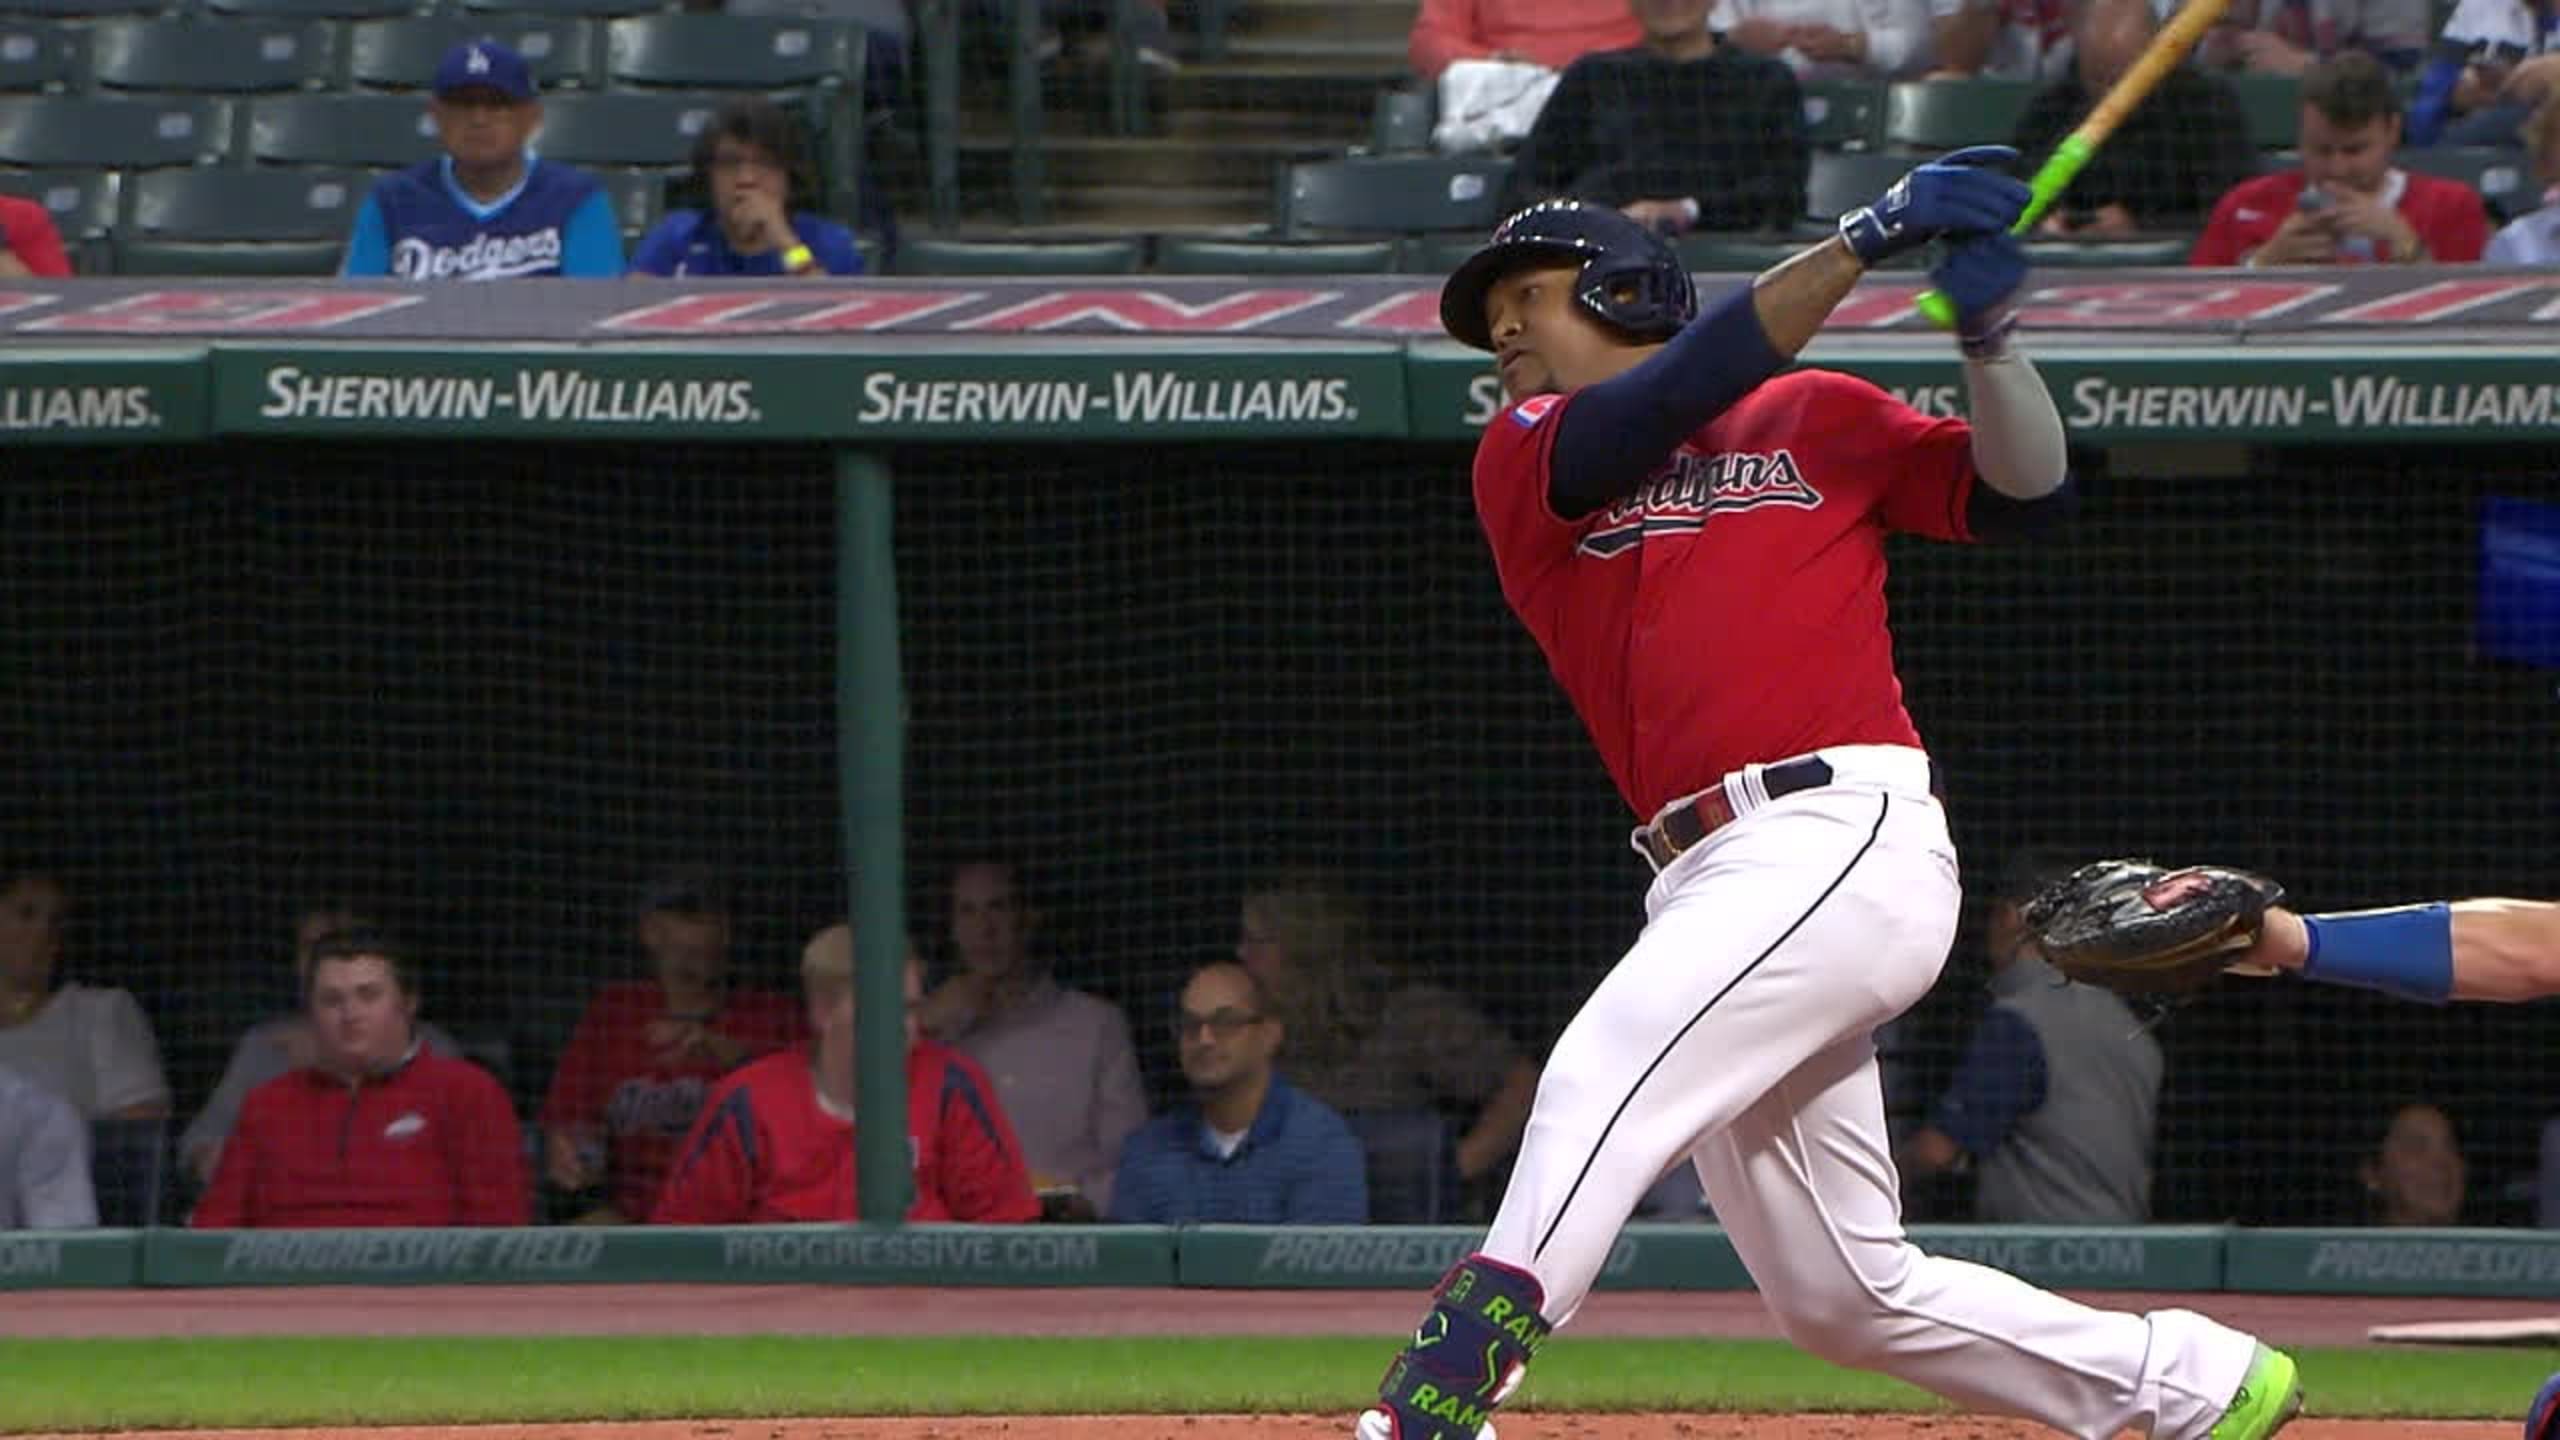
[1476,745,2259,1439]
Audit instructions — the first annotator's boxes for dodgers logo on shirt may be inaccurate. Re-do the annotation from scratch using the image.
[391,227,565,280]
[1577,447,1821,558]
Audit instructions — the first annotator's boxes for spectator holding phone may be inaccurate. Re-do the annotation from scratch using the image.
[2192,51,2492,263]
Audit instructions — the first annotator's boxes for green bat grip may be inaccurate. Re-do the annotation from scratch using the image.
[1912,134,2093,329]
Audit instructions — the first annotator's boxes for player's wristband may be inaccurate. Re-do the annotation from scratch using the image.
[2300,903,2454,1005]
[783,243,817,274]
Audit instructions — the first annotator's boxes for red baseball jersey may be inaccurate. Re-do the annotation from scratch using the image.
[191,1050,528,1228]
[649,1040,1042,1225]
[538,980,805,1219]
[2188,169,2490,266]
[0,195,71,279]
[1474,370,1976,818]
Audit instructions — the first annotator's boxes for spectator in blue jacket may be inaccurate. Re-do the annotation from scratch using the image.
[629,97,865,278]
[1108,962,1366,1225]
[341,40,621,280]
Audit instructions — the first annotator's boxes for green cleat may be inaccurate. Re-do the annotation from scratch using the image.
[2209,1344,2303,1440]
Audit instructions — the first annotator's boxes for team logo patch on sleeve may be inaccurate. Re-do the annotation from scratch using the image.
[1508,394,1561,428]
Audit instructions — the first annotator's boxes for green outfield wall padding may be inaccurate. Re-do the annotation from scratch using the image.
[2223,1228,2560,1299]
[7,342,2560,446]
[1906,1225,2229,1291]
[0,1230,142,1290]
[147,1226,1178,1288]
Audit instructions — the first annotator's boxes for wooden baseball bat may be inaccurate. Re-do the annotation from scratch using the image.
[1914,0,2236,327]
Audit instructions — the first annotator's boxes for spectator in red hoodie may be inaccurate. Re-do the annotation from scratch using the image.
[0,194,70,278]
[651,922,1040,1225]
[192,929,526,1228]
[1409,0,1644,81]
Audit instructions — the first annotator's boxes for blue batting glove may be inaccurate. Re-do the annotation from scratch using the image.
[1929,230,2030,357]
[1838,144,2031,267]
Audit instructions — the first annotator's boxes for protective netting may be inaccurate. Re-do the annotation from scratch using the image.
[1,437,2553,1228]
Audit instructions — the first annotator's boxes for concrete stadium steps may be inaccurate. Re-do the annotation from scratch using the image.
[916,0,1412,234]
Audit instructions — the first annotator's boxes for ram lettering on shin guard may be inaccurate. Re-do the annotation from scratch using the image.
[1374,1256,1552,1439]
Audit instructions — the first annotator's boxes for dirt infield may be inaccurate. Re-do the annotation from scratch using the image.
[6,1418,2521,1440]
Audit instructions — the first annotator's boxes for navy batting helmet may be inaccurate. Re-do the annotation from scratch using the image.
[1438,200,1698,352]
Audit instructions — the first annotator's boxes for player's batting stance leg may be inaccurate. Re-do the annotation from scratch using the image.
[1357,165,2300,1440]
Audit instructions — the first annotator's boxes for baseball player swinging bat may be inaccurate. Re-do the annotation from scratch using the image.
[1914,0,2236,326]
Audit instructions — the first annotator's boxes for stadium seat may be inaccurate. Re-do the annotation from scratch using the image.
[203,0,415,17]
[88,19,336,94]
[0,18,79,93]
[889,235,1143,274]
[604,13,859,90]
[114,163,363,274]
[1155,236,1399,273]
[2229,72,2302,149]
[533,90,724,168]
[1805,149,1913,222]
[1368,85,1433,154]
[89,1116,168,1229]
[1884,78,2037,150]
[0,95,231,167]
[1277,155,1510,237]
[1802,76,1887,151]
[0,166,116,270]
[589,164,665,241]
[2021,236,2195,267]
[1344,1107,1460,1225]
[1398,231,1483,274]
[347,16,601,92]
[2399,145,2533,222]
[247,91,437,167]
[0,0,158,17]
[459,0,660,20]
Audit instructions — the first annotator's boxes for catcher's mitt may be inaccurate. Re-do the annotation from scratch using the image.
[2021,859,2286,997]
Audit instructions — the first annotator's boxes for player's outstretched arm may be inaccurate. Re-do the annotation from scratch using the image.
[2249,899,2560,1003]
[1547,148,2030,518]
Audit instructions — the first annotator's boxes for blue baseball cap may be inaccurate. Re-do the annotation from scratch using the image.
[433,39,536,101]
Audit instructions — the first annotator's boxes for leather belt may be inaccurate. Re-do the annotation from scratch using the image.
[1635,756,1836,871]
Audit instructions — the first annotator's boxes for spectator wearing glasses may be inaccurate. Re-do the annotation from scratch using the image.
[629,97,865,278]
[1107,961,1367,1224]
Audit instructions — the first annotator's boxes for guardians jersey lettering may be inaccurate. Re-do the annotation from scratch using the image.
[1473,368,1978,816]
[1578,449,1821,557]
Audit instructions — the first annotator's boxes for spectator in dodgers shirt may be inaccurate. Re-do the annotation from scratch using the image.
[340,40,621,280]
[192,929,528,1228]
[629,98,865,277]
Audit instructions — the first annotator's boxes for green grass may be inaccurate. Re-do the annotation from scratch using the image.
[3,1335,2553,1432]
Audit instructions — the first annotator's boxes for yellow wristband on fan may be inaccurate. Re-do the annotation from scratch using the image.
[783,243,816,274]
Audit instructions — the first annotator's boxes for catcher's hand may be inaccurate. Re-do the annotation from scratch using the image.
[2021,859,2286,997]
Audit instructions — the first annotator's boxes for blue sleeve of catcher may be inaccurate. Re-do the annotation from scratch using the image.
[2301,903,2454,1005]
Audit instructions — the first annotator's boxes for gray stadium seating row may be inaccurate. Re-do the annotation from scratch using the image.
[1372,74,2327,159]
[0,13,865,95]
